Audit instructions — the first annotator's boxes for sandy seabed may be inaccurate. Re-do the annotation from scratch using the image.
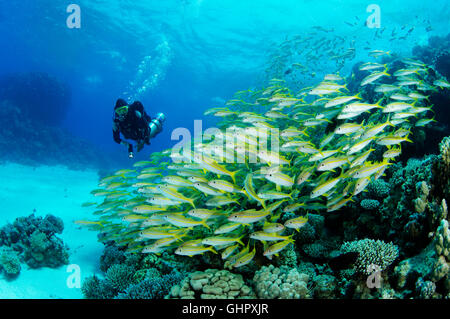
[0,163,104,298]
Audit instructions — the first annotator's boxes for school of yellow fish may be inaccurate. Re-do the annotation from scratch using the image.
[79,52,448,269]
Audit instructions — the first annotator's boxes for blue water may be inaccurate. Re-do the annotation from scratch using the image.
[1,0,449,161]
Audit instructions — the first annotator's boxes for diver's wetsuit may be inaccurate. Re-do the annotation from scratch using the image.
[113,100,151,152]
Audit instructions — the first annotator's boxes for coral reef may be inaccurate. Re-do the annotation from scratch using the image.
[81,134,450,301]
[79,30,450,299]
[413,33,450,79]
[82,241,188,299]
[411,33,450,151]
[0,214,69,271]
[392,217,450,298]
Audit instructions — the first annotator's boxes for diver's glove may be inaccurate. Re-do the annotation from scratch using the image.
[121,141,134,158]
[149,113,166,139]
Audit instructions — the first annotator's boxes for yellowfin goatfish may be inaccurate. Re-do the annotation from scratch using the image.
[175,245,217,256]
[228,209,270,224]
[163,214,210,229]
[243,173,266,209]
[263,240,293,259]
[284,215,308,231]
[249,231,293,242]
[233,247,256,268]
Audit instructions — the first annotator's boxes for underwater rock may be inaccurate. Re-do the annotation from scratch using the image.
[0,100,115,170]
[313,274,337,298]
[169,269,255,299]
[253,265,310,299]
[393,243,436,291]
[0,72,71,126]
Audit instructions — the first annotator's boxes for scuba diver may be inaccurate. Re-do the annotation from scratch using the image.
[113,98,166,158]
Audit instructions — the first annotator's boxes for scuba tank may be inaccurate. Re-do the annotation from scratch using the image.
[149,112,166,138]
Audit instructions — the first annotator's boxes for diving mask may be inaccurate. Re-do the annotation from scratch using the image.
[115,105,129,117]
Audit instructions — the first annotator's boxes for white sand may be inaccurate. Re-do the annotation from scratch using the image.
[0,163,105,298]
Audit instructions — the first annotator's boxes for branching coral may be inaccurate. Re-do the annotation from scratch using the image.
[81,275,108,299]
[104,264,136,293]
[341,239,399,275]
[117,271,184,299]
